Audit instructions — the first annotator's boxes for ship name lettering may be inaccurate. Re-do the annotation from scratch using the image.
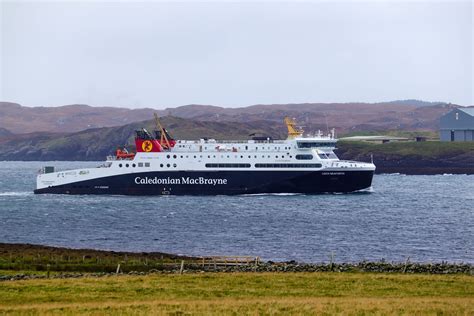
[134,176,227,186]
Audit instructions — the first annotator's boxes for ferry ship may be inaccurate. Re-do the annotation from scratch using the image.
[34,116,375,195]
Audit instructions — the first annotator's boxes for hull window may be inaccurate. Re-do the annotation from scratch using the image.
[205,163,251,168]
[255,163,322,168]
[296,154,313,160]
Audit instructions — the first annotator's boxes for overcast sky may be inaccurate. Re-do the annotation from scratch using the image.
[1,0,472,108]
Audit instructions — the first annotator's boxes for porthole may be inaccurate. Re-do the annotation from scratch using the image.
[160,164,163,167]
[180,155,183,158]
[132,163,136,167]
[173,155,177,159]
[194,155,197,158]
[173,163,177,167]
[119,164,122,168]
[167,164,170,167]
[126,164,129,167]
[167,155,170,159]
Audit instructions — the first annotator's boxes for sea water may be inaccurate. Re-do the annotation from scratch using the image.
[0,161,472,263]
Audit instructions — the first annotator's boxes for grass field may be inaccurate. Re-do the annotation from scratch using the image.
[1,272,473,315]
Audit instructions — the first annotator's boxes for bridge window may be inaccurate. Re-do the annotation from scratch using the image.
[318,153,337,159]
[297,142,335,148]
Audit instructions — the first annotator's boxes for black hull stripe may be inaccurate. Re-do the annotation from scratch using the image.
[35,170,374,195]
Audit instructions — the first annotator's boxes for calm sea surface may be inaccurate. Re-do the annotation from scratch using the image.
[0,161,472,263]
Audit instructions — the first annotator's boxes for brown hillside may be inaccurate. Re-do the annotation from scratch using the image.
[0,101,457,134]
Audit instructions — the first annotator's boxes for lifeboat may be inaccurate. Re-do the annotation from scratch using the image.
[115,147,135,160]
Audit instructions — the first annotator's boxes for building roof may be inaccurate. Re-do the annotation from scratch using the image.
[458,107,474,116]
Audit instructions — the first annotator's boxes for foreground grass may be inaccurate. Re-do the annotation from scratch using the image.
[0,272,472,315]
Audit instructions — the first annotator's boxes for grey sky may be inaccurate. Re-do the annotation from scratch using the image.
[1,0,472,108]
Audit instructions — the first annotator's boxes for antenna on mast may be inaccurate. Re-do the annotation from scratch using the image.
[324,112,329,135]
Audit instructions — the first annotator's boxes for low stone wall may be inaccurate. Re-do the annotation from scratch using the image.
[1,261,472,281]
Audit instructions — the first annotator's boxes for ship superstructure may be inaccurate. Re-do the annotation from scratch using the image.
[35,117,375,195]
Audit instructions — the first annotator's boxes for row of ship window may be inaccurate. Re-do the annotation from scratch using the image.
[174,143,335,150]
[205,163,323,168]
[176,146,293,150]
[118,162,322,168]
[118,162,150,168]
[162,154,315,160]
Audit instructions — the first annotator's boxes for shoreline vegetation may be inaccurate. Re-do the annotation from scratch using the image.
[1,243,473,315]
[337,141,474,175]
[1,243,472,277]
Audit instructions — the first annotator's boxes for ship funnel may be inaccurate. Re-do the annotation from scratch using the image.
[284,117,304,139]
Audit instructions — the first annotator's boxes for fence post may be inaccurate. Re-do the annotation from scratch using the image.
[179,260,184,274]
[330,251,335,271]
[403,257,410,273]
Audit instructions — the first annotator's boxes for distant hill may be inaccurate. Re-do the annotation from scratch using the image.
[164,102,456,133]
[0,116,285,161]
[0,102,156,134]
[0,127,13,137]
[384,99,448,107]
[0,101,458,134]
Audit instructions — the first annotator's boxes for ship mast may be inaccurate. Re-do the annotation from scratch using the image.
[154,113,172,150]
[284,117,304,139]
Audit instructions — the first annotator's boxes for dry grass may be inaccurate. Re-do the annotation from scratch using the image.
[0,272,473,315]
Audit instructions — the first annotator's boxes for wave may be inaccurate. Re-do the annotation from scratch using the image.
[240,193,304,196]
[355,186,374,193]
[380,173,406,176]
[0,191,32,196]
